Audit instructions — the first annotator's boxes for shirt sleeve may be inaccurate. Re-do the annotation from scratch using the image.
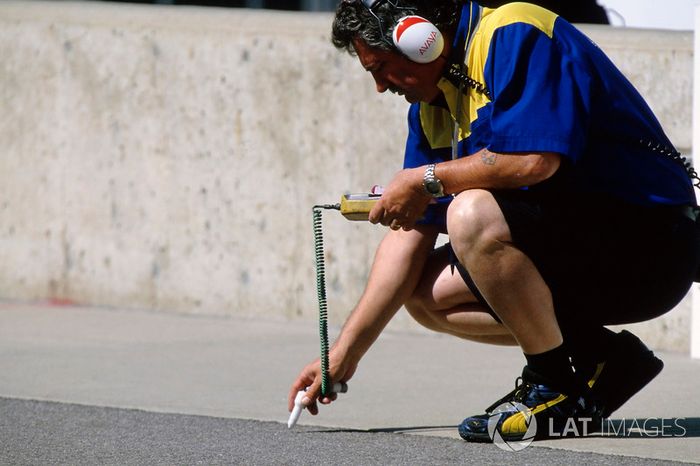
[402,103,451,229]
[403,103,434,169]
[480,20,593,163]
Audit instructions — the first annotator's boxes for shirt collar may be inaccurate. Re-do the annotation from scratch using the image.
[450,1,482,67]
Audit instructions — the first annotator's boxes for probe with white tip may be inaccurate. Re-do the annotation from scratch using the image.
[288,382,349,428]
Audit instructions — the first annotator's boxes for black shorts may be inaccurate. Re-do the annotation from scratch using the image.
[449,183,700,332]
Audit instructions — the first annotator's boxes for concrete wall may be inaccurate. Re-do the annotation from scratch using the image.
[0,1,694,351]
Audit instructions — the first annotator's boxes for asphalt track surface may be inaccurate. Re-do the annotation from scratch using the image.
[1,303,699,464]
[0,397,691,466]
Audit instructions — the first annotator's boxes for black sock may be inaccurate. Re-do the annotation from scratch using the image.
[524,343,584,396]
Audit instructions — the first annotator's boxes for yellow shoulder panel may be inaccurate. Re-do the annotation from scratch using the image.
[419,97,456,150]
[469,3,558,101]
[419,3,558,151]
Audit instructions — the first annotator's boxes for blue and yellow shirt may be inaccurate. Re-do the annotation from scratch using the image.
[404,1,695,225]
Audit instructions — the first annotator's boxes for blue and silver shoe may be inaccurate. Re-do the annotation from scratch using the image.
[458,366,601,443]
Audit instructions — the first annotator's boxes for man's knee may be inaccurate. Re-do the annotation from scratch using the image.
[446,189,511,260]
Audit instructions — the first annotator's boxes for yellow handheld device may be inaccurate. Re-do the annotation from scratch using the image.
[340,193,381,221]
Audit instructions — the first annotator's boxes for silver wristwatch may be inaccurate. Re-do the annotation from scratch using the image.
[423,163,445,197]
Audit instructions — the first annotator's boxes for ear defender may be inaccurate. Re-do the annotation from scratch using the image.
[392,16,444,63]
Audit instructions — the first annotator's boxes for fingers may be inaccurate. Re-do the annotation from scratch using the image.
[303,379,343,413]
[388,217,415,231]
[368,201,384,225]
[318,390,338,405]
[369,198,404,227]
[369,202,412,230]
[302,378,322,415]
[288,378,343,417]
[289,358,356,418]
[287,361,321,411]
[288,374,312,411]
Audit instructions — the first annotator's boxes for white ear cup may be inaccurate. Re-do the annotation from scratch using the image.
[392,16,444,63]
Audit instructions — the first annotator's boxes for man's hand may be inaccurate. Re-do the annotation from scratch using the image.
[368,167,431,231]
[286,224,441,420]
[287,354,357,415]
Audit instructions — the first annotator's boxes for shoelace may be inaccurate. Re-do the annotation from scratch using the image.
[485,376,601,422]
[485,377,535,413]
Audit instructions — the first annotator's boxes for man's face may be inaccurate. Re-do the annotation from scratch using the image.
[352,38,445,104]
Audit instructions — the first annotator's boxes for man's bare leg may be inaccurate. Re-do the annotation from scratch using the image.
[446,189,563,355]
[405,244,517,346]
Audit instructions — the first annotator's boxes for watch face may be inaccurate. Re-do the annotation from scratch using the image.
[426,180,442,195]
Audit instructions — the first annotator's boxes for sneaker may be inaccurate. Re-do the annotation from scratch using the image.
[459,366,601,442]
[586,330,664,418]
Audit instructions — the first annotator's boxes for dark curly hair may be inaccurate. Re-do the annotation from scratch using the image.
[332,0,464,55]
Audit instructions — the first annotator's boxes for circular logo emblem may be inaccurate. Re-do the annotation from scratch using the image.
[487,402,537,451]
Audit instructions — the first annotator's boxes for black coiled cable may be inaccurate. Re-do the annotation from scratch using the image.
[312,204,340,397]
[444,64,492,99]
[641,139,700,188]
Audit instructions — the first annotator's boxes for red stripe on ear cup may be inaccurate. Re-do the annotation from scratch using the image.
[394,16,429,43]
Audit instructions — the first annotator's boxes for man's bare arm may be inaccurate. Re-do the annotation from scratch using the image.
[288,224,440,413]
[369,151,561,228]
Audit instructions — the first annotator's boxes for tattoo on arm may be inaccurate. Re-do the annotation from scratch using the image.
[481,152,497,166]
